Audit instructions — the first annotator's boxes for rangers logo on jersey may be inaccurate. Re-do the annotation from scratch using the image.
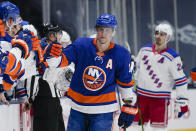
[83,66,106,91]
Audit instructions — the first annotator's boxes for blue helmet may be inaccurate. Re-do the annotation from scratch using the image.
[0,1,20,23]
[96,14,117,28]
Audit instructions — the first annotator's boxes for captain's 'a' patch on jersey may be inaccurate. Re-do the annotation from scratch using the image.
[83,66,106,91]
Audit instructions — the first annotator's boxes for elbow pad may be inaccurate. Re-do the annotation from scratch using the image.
[11,39,30,59]
[11,30,34,59]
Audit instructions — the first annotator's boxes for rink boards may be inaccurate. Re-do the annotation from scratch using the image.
[0,89,195,131]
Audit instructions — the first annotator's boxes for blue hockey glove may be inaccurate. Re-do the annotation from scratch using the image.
[118,104,138,129]
[174,97,189,118]
[45,42,62,58]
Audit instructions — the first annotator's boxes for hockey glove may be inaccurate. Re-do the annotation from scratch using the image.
[174,97,189,118]
[11,29,33,59]
[32,39,41,51]
[32,40,44,63]
[118,104,138,129]
[45,42,62,58]
[64,68,74,82]
[0,50,8,75]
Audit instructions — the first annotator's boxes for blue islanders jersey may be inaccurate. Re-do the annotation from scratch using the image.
[58,38,134,114]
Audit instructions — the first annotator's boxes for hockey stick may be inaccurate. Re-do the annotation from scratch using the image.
[116,86,126,131]
[117,67,144,131]
[132,73,144,131]
[125,41,144,131]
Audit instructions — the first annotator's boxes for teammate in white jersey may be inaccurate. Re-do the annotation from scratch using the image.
[133,23,189,131]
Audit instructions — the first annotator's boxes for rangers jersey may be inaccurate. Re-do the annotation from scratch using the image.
[135,44,187,99]
[56,37,134,114]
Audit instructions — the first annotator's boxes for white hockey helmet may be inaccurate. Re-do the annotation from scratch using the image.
[155,24,173,37]
[60,31,71,46]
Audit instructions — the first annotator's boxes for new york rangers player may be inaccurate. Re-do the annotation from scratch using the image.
[133,23,189,131]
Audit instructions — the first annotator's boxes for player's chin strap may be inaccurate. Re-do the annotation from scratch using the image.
[132,72,144,131]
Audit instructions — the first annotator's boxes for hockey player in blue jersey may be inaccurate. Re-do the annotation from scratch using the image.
[0,1,35,85]
[45,13,138,130]
[0,1,35,105]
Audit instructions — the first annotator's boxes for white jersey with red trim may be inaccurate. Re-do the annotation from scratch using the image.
[135,44,188,99]
[55,37,135,114]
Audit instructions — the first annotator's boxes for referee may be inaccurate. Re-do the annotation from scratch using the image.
[32,24,65,131]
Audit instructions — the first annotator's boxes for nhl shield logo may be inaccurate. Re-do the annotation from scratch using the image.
[83,66,106,91]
